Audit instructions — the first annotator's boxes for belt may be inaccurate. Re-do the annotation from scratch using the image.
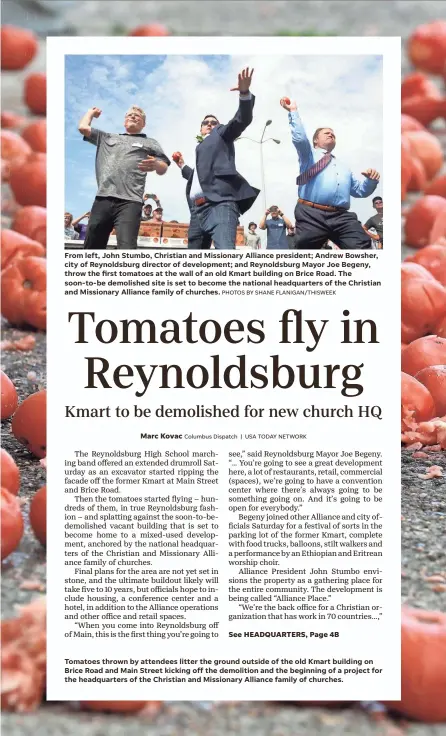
[298,198,344,213]
[194,196,207,207]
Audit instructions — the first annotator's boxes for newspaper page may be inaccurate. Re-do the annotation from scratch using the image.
[46,35,401,702]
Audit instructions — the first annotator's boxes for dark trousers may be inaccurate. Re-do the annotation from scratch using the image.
[83,196,142,250]
[187,201,239,250]
[294,203,371,250]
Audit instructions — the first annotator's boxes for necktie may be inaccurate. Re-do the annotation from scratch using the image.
[296,152,332,185]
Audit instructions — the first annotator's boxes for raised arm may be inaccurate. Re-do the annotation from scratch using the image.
[78,107,102,138]
[350,168,380,198]
[279,211,294,230]
[72,211,90,227]
[280,97,312,168]
[259,210,269,230]
[219,67,255,142]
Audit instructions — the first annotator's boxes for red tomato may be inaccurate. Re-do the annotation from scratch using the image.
[436,313,446,339]
[407,21,446,76]
[401,71,441,100]
[21,120,46,153]
[128,24,169,36]
[30,485,46,545]
[401,114,425,133]
[1,371,18,420]
[1,26,38,70]
[1,130,31,182]
[384,607,446,722]
[282,97,291,105]
[9,153,46,207]
[401,262,436,283]
[1,488,24,560]
[0,449,20,495]
[404,131,444,181]
[406,245,446,286]
[401,274,446,343]
[404,196,446,248]
[429,210,446,246]
[415,366,446,417]
[401,336,446,377]
[401,143,413,201]
[11,389,46,458]
[0,229,45,270]
[11,207,46,248]
[407,154,427,193]
[401,372,436,425]
[24,73,46,115]
[424,174,446,199]
[1,111,26,129]
[80,701,150,712]
[172,152,182,163]
[402,95,444,127]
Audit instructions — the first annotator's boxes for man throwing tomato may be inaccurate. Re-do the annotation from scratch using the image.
[172,68,259,249]
[78,105,170,249]
[280,97,380,250]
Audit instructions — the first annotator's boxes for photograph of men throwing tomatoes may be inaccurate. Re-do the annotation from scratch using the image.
[65,53,383,250]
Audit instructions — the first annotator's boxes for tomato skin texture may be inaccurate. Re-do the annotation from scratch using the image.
[11,389,46,459]
[21,120,46,153]
[404,131,444,181]
[1,488,24,560]
[384,607,446,722]
[401,372,436,424]
[429,210,446,246]
[404,196,446,248]
[9,153,46,207]
[400,263,446,343]
[30,486,46,545]
[1,229,45,271]
[24,73,46,115]
[128,24,169,36]
[407,21,446,76]
[0,450,20,495]
[1,255,47,330]
[406,245,446,287]
[80,701,150,712]
[401,336,446,377]
[436,313,446,339]
[424,174,446,199]
[401,114,425,133]
[11,207,46,248]
[1,111,26,129]
[415,366,446,417]
[1,26,38,70]
[1,130,32,181]
[1,371,18,420]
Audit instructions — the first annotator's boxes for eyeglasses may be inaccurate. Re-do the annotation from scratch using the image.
[201,119,218,127]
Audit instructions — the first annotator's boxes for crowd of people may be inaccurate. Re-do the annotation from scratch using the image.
[244,195,383,250]
[68,67,383,250]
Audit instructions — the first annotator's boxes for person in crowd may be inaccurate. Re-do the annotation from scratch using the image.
[152,207,164,223]
[286,225,296,249]
[363,196,383,249]
[141,203,153,221]
[259,205,294,250]
[72,211,90,240]
[172,67,259,249]
[78,105,170,249]
[64,212,79,240]
[280,97,380,250]
[244,221,261,249]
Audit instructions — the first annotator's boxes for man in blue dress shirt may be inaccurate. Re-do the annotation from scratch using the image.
[280,97,380,250]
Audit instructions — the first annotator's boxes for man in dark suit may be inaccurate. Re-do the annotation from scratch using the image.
[173,67,259,249]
